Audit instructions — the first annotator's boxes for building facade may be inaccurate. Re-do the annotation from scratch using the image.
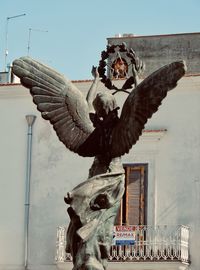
[0,33,200,270]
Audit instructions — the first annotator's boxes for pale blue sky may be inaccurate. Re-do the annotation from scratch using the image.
[0,0,199,79]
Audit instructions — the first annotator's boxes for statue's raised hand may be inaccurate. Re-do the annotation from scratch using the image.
[91,65,99,79]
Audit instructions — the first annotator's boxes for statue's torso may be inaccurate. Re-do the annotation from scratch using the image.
[89,156,124,178]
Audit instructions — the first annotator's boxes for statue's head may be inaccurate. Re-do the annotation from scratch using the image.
[93,92,117,118]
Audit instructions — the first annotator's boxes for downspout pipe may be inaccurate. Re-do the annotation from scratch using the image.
[24,115,36,270]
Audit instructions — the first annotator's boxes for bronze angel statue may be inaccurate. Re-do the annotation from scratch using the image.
[13,56,186,270]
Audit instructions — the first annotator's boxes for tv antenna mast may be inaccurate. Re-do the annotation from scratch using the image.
[27,28,48,56]
[4,13,26,71]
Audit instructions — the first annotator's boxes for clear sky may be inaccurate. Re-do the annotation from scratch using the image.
[0,0,199,80]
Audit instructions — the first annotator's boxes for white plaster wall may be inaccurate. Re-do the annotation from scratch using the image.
[0,87,32,269]
[120,76,200,270]
[0,84,94,270]
[0,76,199,270]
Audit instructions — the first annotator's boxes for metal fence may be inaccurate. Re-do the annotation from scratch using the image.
[55,225,189,264]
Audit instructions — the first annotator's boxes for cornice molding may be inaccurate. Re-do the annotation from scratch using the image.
[140,129,167,142]
[0,85,29,99]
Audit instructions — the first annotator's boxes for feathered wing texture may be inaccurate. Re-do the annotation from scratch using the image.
[12,57,94,155]
[110,61,186,158]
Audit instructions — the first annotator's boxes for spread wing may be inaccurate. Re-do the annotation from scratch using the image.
[110,61,186,157]
[12,57,94,155]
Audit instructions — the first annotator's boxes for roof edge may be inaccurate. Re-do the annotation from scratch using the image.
[107,32,200,40]
[1,73,200,87]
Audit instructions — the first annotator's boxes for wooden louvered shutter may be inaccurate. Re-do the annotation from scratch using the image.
[115,164,147,225]
[126,166,145,225]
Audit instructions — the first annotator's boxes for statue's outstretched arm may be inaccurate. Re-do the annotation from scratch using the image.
[86,66,100,113]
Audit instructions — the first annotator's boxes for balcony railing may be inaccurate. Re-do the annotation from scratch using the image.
[55,225,189,264]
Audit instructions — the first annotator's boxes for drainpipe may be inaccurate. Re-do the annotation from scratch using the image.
[24,115,36,270]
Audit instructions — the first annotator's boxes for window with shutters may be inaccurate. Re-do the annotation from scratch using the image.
[115,164,148,225]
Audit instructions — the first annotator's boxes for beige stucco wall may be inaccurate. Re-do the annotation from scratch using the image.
[0,76,199,270]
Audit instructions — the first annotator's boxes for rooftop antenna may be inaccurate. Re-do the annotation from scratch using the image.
[4,13,26,71]
[27,28,48,56]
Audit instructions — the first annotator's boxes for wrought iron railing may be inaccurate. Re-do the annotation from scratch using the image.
[55,225,189,264]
